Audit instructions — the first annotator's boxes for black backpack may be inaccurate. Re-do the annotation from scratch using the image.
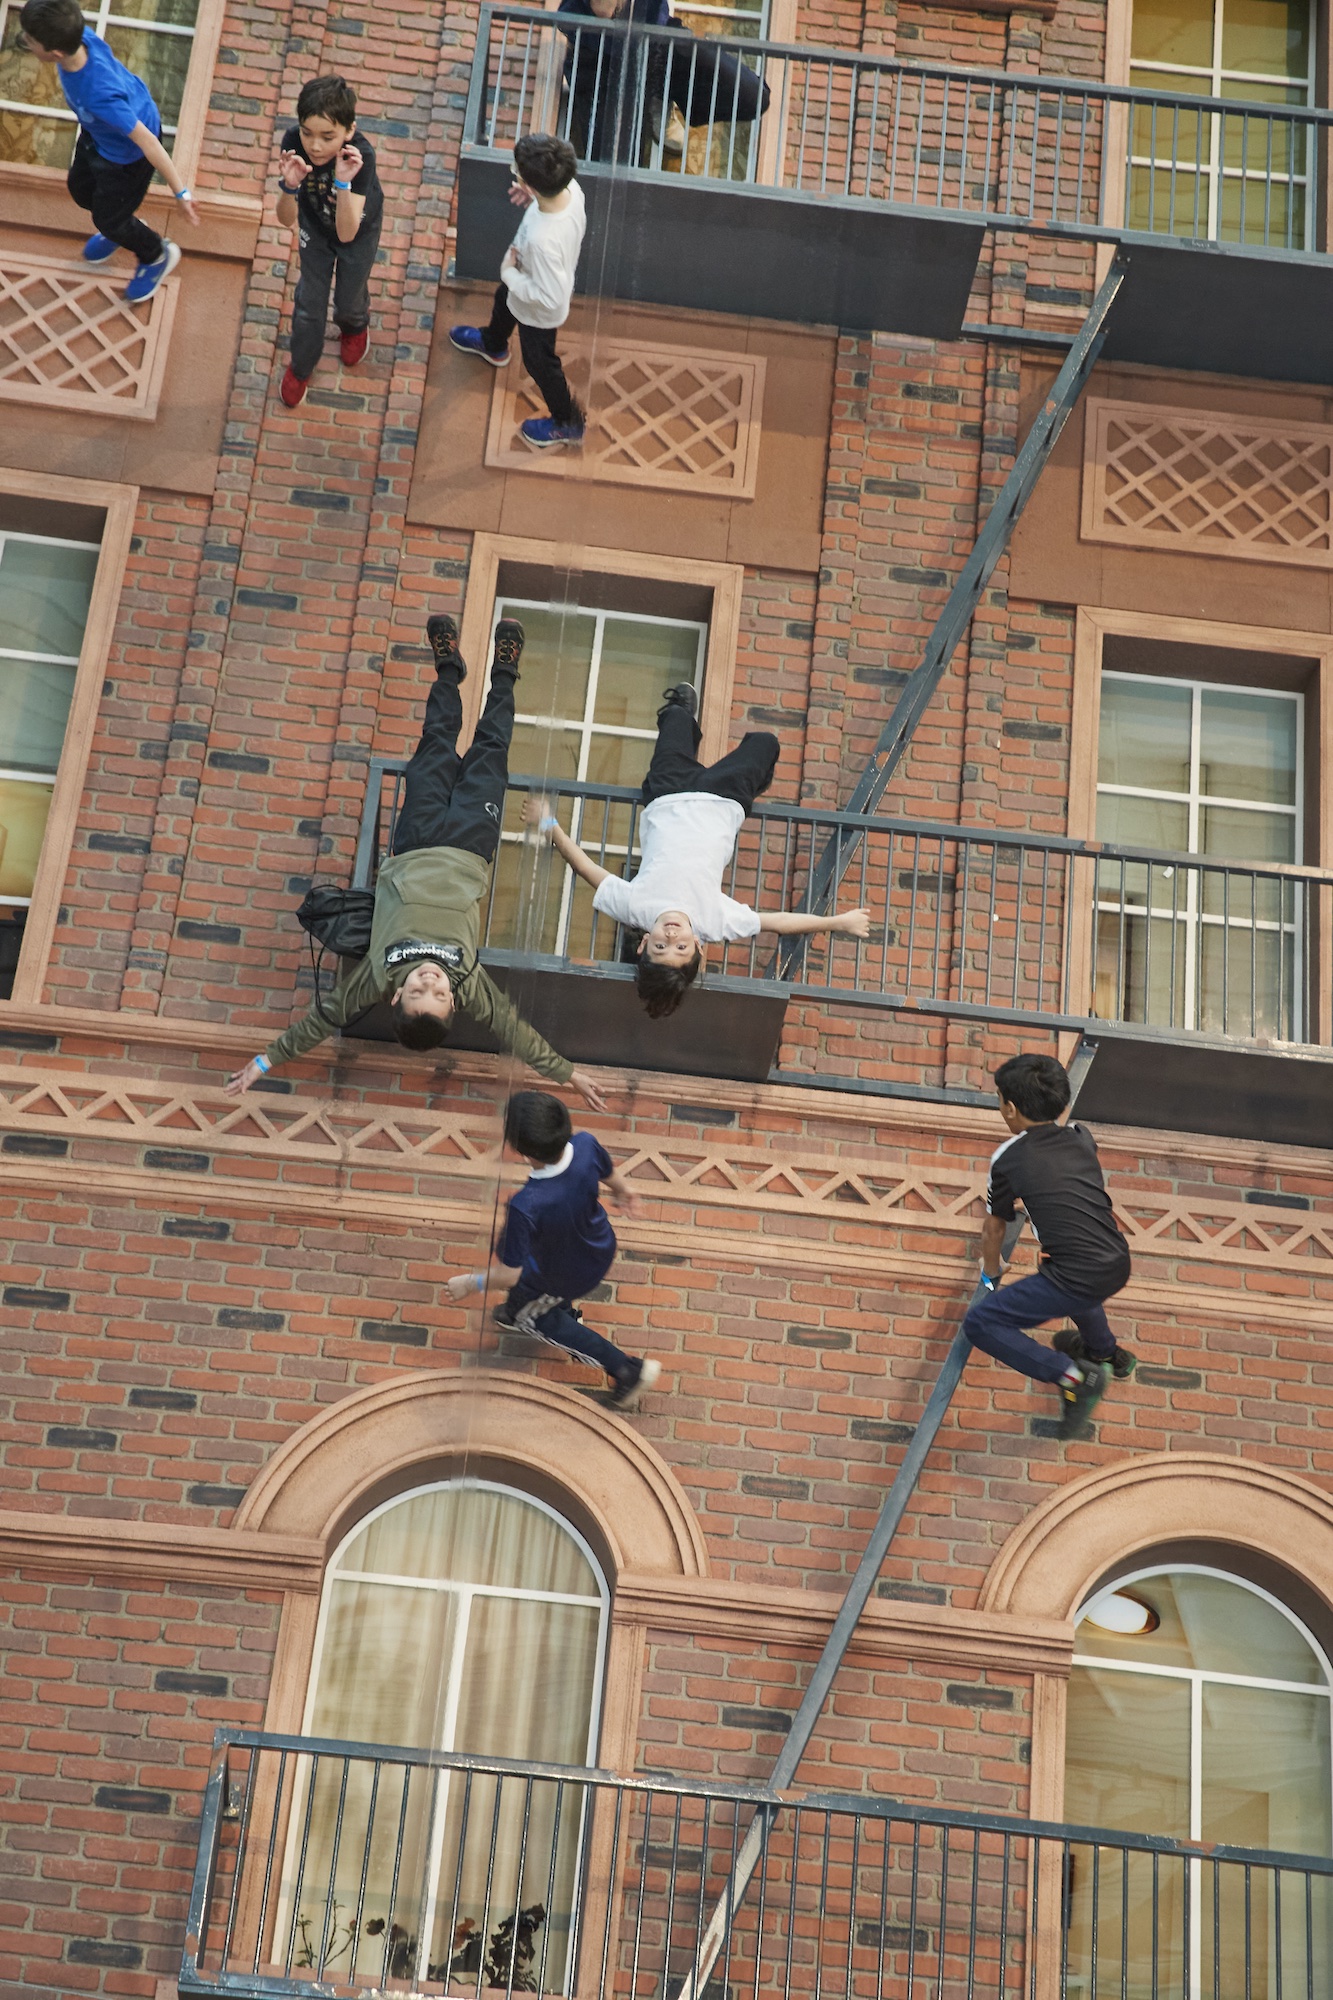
[295,883,376,1020]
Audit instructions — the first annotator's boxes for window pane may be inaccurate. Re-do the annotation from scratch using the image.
[309,1580,458,1749]
[0,540,97,658]
[1199,802,1295,863]
[595,618,700,732]
[0,109,75,167]
[498,604,596,721]
[1098,678,1192,793]
[1066,1666,1192,1834]
[1131,0,1214,68]
[114,0,200,24]
[1198,688,1297,805]
[1202,1682,1332,1850]
[585,731,654,789]
[1096,790,1190,853]
[0,661,76,774]
[1076,1573,1327,1683]
[335,1486,601,1596]
[508,720,581,785]
[0,777,53,901]
[1220,0,1310,80]
[104,23,190,123]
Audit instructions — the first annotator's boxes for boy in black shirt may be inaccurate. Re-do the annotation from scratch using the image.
[275,75,383,407]
[963,1052,1134,1440]
[446,1092,661,1408]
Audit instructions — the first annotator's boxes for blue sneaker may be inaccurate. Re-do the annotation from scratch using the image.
[449,325,508,366]
[520,416,585,451]
[82,233,119,264]
[124,239,181,304]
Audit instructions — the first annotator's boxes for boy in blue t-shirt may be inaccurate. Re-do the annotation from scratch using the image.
[20,0,199,303]
[447,1092,660,1408]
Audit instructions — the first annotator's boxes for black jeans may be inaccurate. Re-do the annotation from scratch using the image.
[565,29,769,164]
[391,660,516,864]
[641,704,780,815]
[483,285,581,428]
[67,132,161,264]
[290,218,381,378]
[503,1284,636,1385]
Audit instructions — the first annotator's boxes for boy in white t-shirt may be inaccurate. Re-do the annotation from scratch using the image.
[450,132,586,450]
[523,685,871,1018]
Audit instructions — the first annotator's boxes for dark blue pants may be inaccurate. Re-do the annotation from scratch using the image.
[504,1284,635,1385]
[962,1270,1117,1385]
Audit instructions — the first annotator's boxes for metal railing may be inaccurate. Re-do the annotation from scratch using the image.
[464,2,1331,251]
[182,1730,1333,1999]
[353,767,1333,1048]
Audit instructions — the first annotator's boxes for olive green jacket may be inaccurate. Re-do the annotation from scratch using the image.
[264,846,573,1083]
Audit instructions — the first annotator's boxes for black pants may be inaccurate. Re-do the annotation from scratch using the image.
[641,704,779,814]
[483,285,581,428]
[67,132,161,265]
[503,1284,636,1385]
[391,660,516,864]
[290,218,381,378]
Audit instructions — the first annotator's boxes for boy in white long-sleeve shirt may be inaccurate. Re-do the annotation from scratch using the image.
[451,133,586,450]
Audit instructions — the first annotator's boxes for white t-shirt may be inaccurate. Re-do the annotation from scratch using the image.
[591,793,761,944]
[502,181,586,329]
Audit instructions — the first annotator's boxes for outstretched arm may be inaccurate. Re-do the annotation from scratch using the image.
[447,1257,523,1303]
[521,794,611,890]
[758,906,872,939]
[129,122,200,224]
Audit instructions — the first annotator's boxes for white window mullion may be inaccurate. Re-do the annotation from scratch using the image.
[415,1589,474,1987]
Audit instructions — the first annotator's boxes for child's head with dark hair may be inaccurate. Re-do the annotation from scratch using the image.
[504,1091,572,1164]
[394,1011,451,1052]
[297,74,357,130]
[513,132,578,199]
[994,1052,1070,1124]
[19,0,85,56]
[635,948,702,1020]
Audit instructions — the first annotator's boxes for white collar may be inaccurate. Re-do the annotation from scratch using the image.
[529,1143,574,1180]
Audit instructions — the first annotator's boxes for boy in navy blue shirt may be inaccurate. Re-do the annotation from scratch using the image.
[20,0,198,302]
[447,1092,660,1407]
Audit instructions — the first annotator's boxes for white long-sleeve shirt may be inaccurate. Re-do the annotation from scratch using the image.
[501,180,585,329]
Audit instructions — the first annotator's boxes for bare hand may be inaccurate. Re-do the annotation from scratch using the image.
[278,149,311,190]
[178,193,201,226]
[836,906,872,939]
[224,1058,267,1097]
[569,1067,608,1114]
[337,143,363,182]
[521,794,557,837]
[609,1188,642,1220]
[508,182,534,209]
[446,1273,480,1303]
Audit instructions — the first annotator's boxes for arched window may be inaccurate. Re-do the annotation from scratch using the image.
[282,1480,609,1985]
[1064,1564,1333,1996]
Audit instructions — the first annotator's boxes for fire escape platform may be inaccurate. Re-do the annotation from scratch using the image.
[1072,1027,1333,1149]
[1101,234,1333,386]
[455,153,985,339]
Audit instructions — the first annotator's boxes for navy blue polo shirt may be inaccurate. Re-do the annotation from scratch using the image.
[494,1131,617,1301]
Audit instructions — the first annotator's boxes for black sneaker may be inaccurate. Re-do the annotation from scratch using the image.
[491,618,524,680]
[608,1357,661,1409]
[660,682,698,718]
[1053,1326,1136,1381]
[427,614,464,679]
[1057,1361,1111,1441]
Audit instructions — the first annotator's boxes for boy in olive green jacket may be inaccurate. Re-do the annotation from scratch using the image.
[226,616,605,1111]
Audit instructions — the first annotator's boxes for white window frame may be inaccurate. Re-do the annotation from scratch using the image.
[1128,0,1316,245]
[490,595,707,958]
[296,1478,611,1991]
[1095,668,1304,1036]
[0,527,101,911]
[1073,1563,1333,2000]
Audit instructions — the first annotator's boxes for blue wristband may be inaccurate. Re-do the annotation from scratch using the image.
[333,178,352,191]
[539,815,559,834]
[254,1053,271,1075]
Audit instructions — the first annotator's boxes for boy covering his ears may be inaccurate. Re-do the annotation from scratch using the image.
[275,74,383,406]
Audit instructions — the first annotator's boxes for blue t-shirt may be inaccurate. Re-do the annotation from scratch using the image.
[494,1131,617,1302]
[58,29,161,166]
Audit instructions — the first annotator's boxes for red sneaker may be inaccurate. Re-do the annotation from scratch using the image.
[280,365,309,407]
[340,327,369,367]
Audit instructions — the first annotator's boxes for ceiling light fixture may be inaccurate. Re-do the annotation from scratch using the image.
[1082,1590,1159,1636]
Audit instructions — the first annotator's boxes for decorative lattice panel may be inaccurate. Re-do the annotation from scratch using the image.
[0,249,178,421]
[1082,397,1333,568]
[486,336,765,496]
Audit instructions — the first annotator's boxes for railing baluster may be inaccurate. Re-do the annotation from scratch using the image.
[254,1747,288,1979]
